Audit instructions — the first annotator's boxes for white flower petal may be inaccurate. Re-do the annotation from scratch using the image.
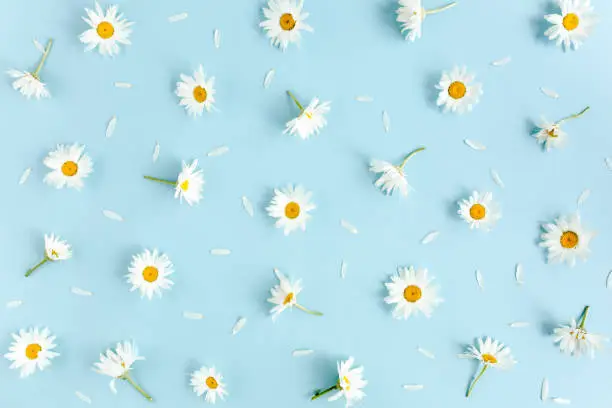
[292,349,314,357]
[475,270,484,290]
[213,29,221,48]
[168,12,188,22]
[606,270,612,289]
[232,317,246,335]
[102,209,123,222]
[491,56,511,66]
[403,384,424,391]
[540,87,560,99]
[114,82,132,89]
[18,167,31,185]
[75,391,92,404]
[33,39,46,53]
[464,139,486,151]
[263,69,275,89]
[541,378,549,401]
[152,141,160,162]
[210,248,231,256]
[382,110,390,133]
[490,169,505,188]
[340,219,359,234]
[605,157,612,171]
[71,287,93,296]
[577,189,590,206]
[515,263,524,285]
[509,321,530,328]
[183,311,205,320]
[105,116,117,138]
[207,146,230,157]
[6,300,23,309]
[417,347,435,359]
[421,230,439,245]
[551,397,571,405]
[355,96,373,102]
[340,261,347,279]
[241,196,254,217]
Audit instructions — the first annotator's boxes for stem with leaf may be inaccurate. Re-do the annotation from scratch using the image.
[466,365,488,398]
[556,106,590,126]
[25,257,49,277]
[311,384,339,401]
[143,175,177,186]
[397,147,426,170]
[33,39,53,79]
[425,2,457,15]
[122,373,153,402]
[578,305,590,329]
[287,91,304,112]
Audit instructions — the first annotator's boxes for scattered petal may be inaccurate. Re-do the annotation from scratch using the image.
[263,69,275,89]
[540,87,560,99]
[109,380,117,394]
[355,96,373,102]
[18,168,31,185]
[382,110,390,133]
[168,12,188,22]
[183,311,205,320]
[490,169,505,188]
[105,116,117,138]
[509,321,530,328]
[577,189,590,206]
[114,82,132,89]
[6,300,23,309]
[292,349,314,357]
[475,269,484,290]
[152,141,160,162]
[464,139,486,151]
[242,196,254,217]
[551,397,571,405]
[606,270,612,289]
[403,384,424,391]
[605,157,612,171]
[541,378,549,401]
[273,268,284,281]
[33,39,46,53]
[213,29,221,48]
[232,316,246,335]
[515,263,524,285]
[207,146,230,157]
[491,56,511,66]
[71,287,93,296]
[417,347,435,359]
[340,261,347,279]
[340,219,359,234]
[210,249,231,256]
[102,209,124,222]
[75,391,92,404]
[421,231,439,245]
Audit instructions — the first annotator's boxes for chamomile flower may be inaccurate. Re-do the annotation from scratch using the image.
[260,0,313,51]
[553,306,607,358]
[126,249,174,300]
[43,144,93,190]
[7,39,53,100]
[266,184,315,235]
[79,2,133,56]
[397,0,457,41]
[25,234,72,277]
[268,269,322,320]
[312,357,367,407]
[460,337,516,397]
[436,66,483,114]
[94,341,152,401]
[532,106,590,151]
[544,0,596,51]
[285,91,331,140]
[384,266,442,319]
[540,213,594,267]
[144,160,204,206]
[191,366,228,404]
[370,147,425,197]
[176,66,216,116]
[457,191,501,231]
[4,327,59,378]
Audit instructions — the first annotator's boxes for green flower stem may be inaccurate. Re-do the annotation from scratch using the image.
[287,91,304,112]
[557,106,590,125]
[425,2,457,15]
[143,175,177,186]
[578,305,590,329]
[311,384,339,401]
[25,257,49,277]
[295,303,323,316]
[398,147,426,169]
[33,39,53,78]
[123,373,153,402]
[466,364,488,398]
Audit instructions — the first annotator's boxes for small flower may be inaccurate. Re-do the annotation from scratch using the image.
[144,159,205,206]
[43,144,94,190]
[311,357,367,407]
[540,213,594,267]
[457,191,501,231]
[260,0,313,51]
[285,91,331,140]
[436,66,483,114]
[532,106,590,151]
[268,269,322,321]
[460,337,516,397]
[94,341,152,400]
[190,366,228,404]
[126,249,174,300]
[266,184,315,235]
[7,39,53,99]
[397,0,457,41]
[544,0,596,51]
[176,65,216,116]
[4,327,59,378]
[25,234,72,277]
[370,147,425,197]
[384,266,443,320]
[553,306,607,358]
[80,2,133,56]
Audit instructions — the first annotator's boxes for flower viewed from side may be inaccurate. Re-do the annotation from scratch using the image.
[25,234,72,277]
[176,65,216,116]
[397,0,457,41]
[544,0,596,51]
[268,268,322,321]
[285,91,331,140]
[144,159,204,206]
[80,2,133,56]
[43,143,94,190]
[311,357,367,407]
[458,191,501,231]
[94,341,152,401]
[191,366,228,404]
[553,306,607,358]
[260,0,313,51]
[460,337,516,397]
[4,327,59,378]
[370,147,425,197]
[384,266,443,319]
[7,39,53,99]
[540,213,594,267]
[266,184,316,235]
[532,106,590,151]
[126,249,174,300]
[436,66,483,114]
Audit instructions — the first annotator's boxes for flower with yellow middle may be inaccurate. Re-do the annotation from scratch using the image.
[540,213,594,267]
[126,249,174,300]
[191,366,228,404]
[79,2,133,56]
[144,160,205,206]
[457,191,501,231]
[260,0,313,51]
[43,144,93,190]
[4,327,59,378]
[267,184,315,235]
[268,268,322,320]
[460,337,516,397]
[436,66,482,114]
[544,0,596,51]
[176,66,216,117]
[384,266,442,319]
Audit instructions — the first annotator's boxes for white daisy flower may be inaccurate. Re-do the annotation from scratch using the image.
[312,357,367,407]
[260,0,313,51]
[553,306,607,358]
[190,366,228,404]
[532,106,590,151]
[370,147,425,197]
[79,2,133,56]
[7,39,53,100]
[285,91,331,140]
[540,213,594,267]
[176,66,216,116]
[460,337,516,397]
[544,0,596,51]
[94,341,152,401]
[268,269,322,321]
[266,184,316,235]
[384,266,443,320]
[126,249,174,300]
[397,0,457,41]
[25,233,72,277]
[43,143,93,190]
[4,327,59,378]
[436,66,483,114]
[144,159,204,206]
[457,191,501,231]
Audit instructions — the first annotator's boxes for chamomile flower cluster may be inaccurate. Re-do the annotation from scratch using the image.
[80,2,133,56]
[544,0,596,51]
[267,184,316,235]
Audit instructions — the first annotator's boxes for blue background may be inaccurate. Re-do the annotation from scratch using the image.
[1,0,611,406]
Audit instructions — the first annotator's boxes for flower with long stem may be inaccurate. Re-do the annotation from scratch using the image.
[25,234,72,277]
[285,91,331,140]
[311,357,366,406]
[533,106,590,151]
[7,39,53,99]
[460,337,516,398]
[268,268,322,320]
[144,159,204,206]
[397,1,457,41]
[369,147,425,197]
[553,305,607,358]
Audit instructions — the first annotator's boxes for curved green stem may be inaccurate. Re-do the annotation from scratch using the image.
[33,39,53,78]
[143,175,177,186]
[425,2,457,15]
[295,303,323,316]
[287,91,304,111]
[557,106,590,125]
[466,365,488,398]
[123,373,153,402]
[25,257,49,277]
[311,384,339,401]
[579,305,590,329]
[398,147,426,169]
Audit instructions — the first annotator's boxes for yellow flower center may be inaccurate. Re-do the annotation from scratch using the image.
[283,292,294,305]
[481,353,497,364]
[180,180,189,191]
[562,13,580,31]
[448,81,467,100]
[50,249,59,258]
[206,376,219,389]
[284,202,301,219]
[469,204,486,220]
[560,231,579,249]
[342,376,351,391]
[142,266,159,283]
[546,128,558,138]
[403,285,422,303]
[96,21,115,39]
[279,13,296,31]
[193,86,208,103]
[25,343,42,360]
[61,161,79,177]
